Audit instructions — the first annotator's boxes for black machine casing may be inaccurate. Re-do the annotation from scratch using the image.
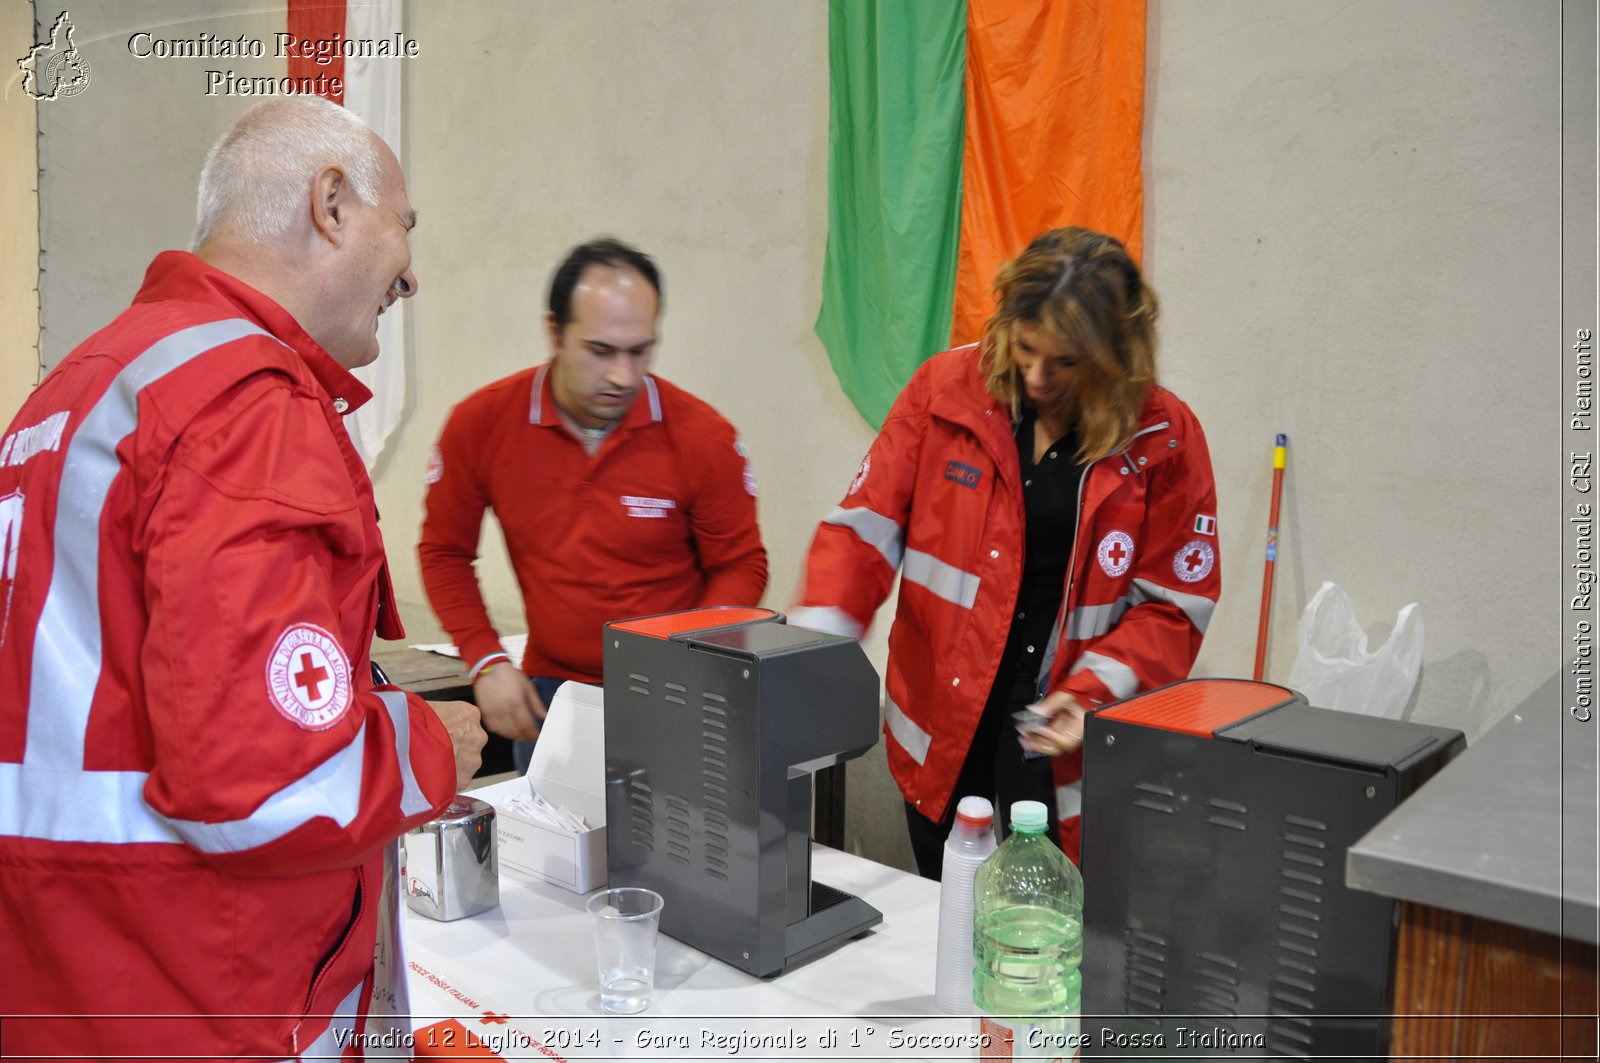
[1081,679,1465,1059]
[603,608,883,978]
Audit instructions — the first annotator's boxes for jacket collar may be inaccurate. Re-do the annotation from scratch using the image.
[1073,391,1182,519]
[527,361,663,430]
[134,251,373,414]
[925,346,1181,484]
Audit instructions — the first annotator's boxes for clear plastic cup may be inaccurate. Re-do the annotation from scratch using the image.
[586,887,664,1014]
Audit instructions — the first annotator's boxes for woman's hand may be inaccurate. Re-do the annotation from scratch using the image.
[1017,690,1089,757]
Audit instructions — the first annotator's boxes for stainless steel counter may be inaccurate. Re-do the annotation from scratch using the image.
[1346,670,1599,943]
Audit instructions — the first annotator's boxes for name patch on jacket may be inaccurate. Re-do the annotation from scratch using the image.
[622,495,677,518]
[0,410,69,467]
[267,623,352,730]
[943,461,982,489]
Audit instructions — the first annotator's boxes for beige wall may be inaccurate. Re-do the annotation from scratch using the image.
[1146,0,1566,743]
[390,0,860,652]
[28,0,286,368]
[10,1,1589,870]
[2,3,40,415]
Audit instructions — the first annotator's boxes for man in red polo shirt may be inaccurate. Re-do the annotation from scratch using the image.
[419,239,767,768]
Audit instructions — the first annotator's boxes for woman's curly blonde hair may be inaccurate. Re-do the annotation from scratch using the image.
[980,228,1159,462]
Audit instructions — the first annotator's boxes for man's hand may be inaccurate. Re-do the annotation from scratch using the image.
[429,699,487,792]
[472,664,546,742]
[1018,690,1089,757]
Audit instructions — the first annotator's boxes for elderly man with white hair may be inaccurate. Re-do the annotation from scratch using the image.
[0,97,485,1059]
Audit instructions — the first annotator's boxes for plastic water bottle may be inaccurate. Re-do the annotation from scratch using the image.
[972,800,1084,1061]
[934,796,998,1013]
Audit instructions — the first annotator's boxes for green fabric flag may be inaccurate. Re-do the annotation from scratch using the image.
[815,0,968,428]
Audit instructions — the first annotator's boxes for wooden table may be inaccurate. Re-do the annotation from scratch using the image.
[1347,670,1599,1060]
[371,643,515,778]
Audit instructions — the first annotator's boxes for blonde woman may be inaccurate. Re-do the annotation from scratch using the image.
[794,228,1220,878]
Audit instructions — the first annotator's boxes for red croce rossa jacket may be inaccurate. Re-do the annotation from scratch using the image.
[0,253,459,1060]
[795,346,1220,854]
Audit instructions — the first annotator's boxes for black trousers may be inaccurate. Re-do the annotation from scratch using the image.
[903,665,1061,881]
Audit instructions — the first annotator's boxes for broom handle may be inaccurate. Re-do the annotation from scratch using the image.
[1253,434,1288,681]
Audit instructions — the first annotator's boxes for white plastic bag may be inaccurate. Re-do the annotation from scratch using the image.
[1286,581,1424,719]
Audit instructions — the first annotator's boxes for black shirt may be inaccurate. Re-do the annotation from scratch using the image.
[996,405,1085,698]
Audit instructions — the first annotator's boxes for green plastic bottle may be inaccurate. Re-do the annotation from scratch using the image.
[972,800,1084,1061]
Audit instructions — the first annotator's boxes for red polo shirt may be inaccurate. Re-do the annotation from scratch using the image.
[418,364,767,682]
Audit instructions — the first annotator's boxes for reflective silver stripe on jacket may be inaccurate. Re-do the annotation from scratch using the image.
[902,549,980,609]
[787,605,864,639]
[0,764,182,843]
[1070,651,1139,701]
[292,979,363,1061]
[2,721,417,851]
[379,689,434,818]
[1130,577,1216,634]
[1066,597,1132,641]
[822,505,905,570]
[1038,586,1211,692]
[27,319,272,768]
[168,725,372,852]
[1056,779,1083,820]
[884,695,932,766]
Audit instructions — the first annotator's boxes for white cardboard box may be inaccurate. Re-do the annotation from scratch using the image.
[477,777,606,893]
[474,682,607,893]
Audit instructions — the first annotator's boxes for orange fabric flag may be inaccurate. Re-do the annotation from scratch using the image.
[950,0,1146,348]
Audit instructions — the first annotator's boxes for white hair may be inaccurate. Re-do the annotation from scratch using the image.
[191,97,382,249]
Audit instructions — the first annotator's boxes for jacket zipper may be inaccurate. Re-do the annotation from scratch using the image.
[291,868,366,1053]
[1036,420,1172,696]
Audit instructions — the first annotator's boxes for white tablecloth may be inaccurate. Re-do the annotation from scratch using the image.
[400,846,996,1061]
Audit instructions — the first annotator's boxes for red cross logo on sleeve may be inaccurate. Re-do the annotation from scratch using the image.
[1172,539,1215,583]
[294,652,330,702]
[267,624,352,730]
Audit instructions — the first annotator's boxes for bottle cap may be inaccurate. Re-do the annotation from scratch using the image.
[1010,800,1048,832]
[953,795,994,827]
